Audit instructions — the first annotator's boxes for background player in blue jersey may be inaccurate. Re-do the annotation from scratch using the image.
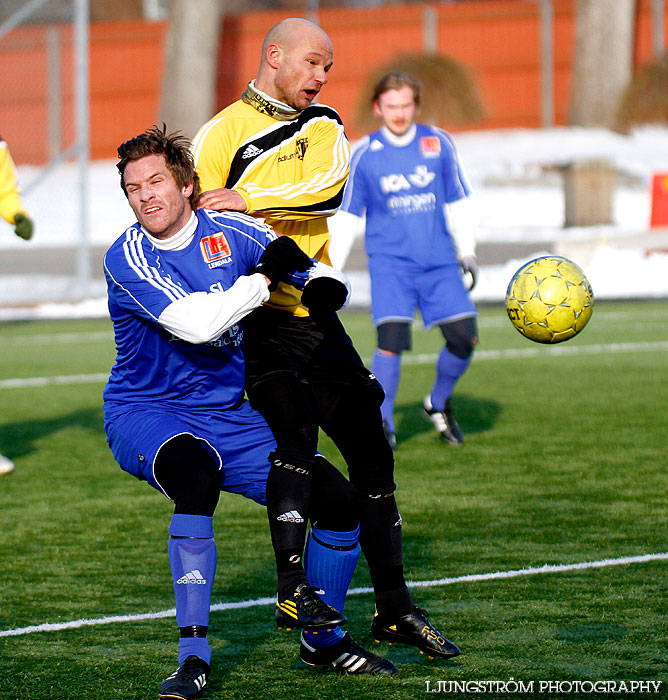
[103,126,396,699]
[331,72,479,449]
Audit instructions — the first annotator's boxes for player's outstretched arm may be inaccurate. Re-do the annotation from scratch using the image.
[105,241,271,347]
[157,275,270,345]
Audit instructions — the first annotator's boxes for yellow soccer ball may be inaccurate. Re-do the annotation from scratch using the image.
[505,256,594,343]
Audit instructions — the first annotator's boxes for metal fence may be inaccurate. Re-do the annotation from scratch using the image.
[0,0,92,305]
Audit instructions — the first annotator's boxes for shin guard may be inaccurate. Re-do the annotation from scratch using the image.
[168,514,217,664]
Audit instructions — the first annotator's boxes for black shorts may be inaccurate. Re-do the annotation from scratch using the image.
[243,307,393,494]
[242,307,382,422]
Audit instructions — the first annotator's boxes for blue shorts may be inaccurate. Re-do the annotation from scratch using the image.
[369,257,477,329]
[104,400,275,505]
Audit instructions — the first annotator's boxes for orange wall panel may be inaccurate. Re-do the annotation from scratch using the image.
[0,19,166,163]
[635,0,668,65]
[88,20,167,159]
[0,1,665,164]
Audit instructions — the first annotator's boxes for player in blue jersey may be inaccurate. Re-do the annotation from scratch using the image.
[331,72,478,448]
[103,126,397,699]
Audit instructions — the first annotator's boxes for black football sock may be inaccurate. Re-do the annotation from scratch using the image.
[266,448,314,599]
[277,570,310,601]
[357,491,415,617]
[373,580,414,618]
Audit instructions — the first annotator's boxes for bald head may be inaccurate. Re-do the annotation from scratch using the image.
[255,18,333,111]
[261,18,331,58]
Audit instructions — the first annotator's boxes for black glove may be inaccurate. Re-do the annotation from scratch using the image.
[460,256,478,291]
[300,263,350,318]
[14,213,34,241]
[251,236,312,291]
[301,278,348,318]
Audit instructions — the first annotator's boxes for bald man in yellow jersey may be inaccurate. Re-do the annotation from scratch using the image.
[193,19,346,315]
[192,18,461,671]
[0,135,34,476]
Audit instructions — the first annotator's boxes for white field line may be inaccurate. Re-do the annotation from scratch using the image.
[0,308,663,345]
[478,308,668,329]
[1,551,666,639]
[402,339,668,366]
[0,373,109,389]
[0,331,112,345]
[1,340,667,391]
[0,308,663,342]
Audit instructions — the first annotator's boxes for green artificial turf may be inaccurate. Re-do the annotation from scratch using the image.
[0,301,666,699]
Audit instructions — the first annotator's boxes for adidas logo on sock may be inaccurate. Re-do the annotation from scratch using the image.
[242,144,263,159]
[177,569,207,585]
[277,510,304,523]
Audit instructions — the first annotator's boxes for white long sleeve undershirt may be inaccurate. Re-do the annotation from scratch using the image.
[157,274,270,344]
[327,210,365,270]
[444,195,477,261]
[145,213,270,344]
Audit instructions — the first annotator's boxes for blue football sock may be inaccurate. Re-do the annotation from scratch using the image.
[303,525,360,649]
[430,346,471,410]
[168,514,217,665]
[371,350,401,433]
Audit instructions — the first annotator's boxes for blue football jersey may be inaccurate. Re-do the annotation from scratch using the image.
[103,208,274,410]
[340,123,470,267]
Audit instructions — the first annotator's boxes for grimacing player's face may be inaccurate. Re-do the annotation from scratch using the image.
[373,86,417,136]
[124,154,193,240]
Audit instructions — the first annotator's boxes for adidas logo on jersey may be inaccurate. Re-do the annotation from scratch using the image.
[177,569,207,585]
[242,144,263,159]
[277,510,304,523]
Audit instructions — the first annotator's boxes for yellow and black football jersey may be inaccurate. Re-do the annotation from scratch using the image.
[192,93,350,315]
